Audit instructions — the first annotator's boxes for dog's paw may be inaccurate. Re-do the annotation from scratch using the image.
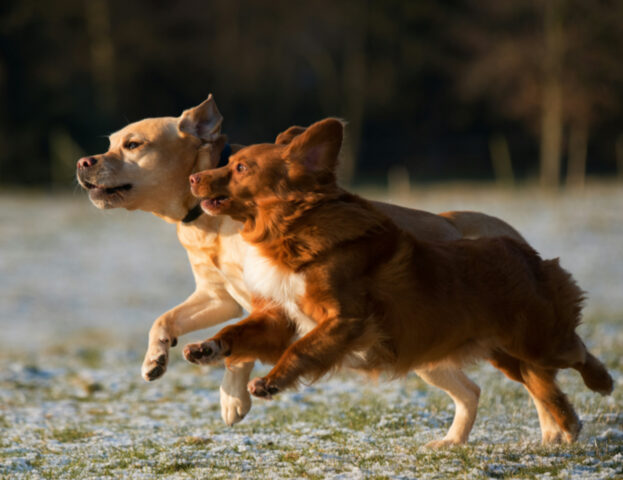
[142,352,168,381]
[541,426,566,445]
[563,418,582,444]
[183,339,228,365]
[141,337,176,382]
[425,437,465,449]
[220,386,252,426]
[247,377,279,399]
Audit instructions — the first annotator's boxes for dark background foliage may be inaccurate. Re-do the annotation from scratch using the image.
[1,0,622,188]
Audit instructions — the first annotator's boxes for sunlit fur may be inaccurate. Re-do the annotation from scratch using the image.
[190,118,613,444]
[77,96,535,439]
[78,95,554,442]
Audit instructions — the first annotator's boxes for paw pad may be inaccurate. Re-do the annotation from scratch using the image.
[183,340,227,365]
[247,377,279,399]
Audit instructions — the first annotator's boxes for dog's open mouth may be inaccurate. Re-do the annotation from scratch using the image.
[83,181,133,195]
[200,196,230,214]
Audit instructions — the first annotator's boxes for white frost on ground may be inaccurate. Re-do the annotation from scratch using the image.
[0,185,622,478]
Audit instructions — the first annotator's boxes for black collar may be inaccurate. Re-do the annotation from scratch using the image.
[181,204,203,224]
[182,144,233,224]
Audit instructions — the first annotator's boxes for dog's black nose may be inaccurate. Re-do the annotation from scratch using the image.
[77,156,97,169]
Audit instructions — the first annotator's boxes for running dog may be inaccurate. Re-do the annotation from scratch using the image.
[185,117,613,444]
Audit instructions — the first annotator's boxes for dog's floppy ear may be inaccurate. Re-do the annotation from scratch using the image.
[275,125,307,145]
[178,94,223,142]
[284,118,343,179]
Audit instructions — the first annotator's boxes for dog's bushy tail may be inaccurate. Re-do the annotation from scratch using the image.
[541,258,584,331]
[541,257,613,395]
[575,348,614,395]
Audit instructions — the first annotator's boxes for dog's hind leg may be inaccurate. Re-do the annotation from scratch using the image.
[489,350,565,444]
[526,389,565,444]
[219,361,255,426]
[519,363,582,443]
[416,366,480,448]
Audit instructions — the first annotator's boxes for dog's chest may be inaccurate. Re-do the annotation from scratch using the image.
[243,246,316,336]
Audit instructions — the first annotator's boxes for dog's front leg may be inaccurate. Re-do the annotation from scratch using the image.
[142,286,243,381]
[247,316,362,399]
[183,309,296,422]
[183,309,297,367]
[415,367,480,447]
[143,285,255,426]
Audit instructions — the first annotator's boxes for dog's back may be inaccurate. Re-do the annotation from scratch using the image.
[340,208,612,397]
[400,236,584,364]
[322,199,584,371]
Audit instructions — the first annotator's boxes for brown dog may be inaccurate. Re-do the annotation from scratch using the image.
[185,118,613,444]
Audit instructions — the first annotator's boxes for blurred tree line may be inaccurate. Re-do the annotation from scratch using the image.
[1,0,622,189]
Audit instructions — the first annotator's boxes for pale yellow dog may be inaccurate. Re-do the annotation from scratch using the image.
[76,96,567,446]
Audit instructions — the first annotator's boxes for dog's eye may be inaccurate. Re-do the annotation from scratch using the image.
[124,141,142,150]
[236,163,247,173]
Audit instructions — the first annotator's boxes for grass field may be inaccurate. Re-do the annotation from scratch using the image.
[1,184,622,479]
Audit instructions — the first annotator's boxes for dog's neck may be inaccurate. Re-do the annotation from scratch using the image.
[176,142,234,225]
[241,188,394,271]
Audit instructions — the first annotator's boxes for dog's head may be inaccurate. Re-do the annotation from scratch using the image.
[189,118,343,221]
[76,95,225,218]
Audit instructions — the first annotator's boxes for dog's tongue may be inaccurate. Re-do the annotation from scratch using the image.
[201,196,228,211]
[211,196,228,206]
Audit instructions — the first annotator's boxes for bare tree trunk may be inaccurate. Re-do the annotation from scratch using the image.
[616,135,623,180]
[301,46,340,115]
[337,4,367,186]
[566,121,588,189]
[387,164,411,197]
[50,128,85,186]
[85,0,116,114]
[539,80,563,189]
[489,134,515,186]
[540,0,565,190]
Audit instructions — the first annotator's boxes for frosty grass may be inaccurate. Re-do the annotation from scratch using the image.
[1,184,622,479]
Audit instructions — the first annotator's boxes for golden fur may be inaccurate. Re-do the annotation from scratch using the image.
[186,117,613,444]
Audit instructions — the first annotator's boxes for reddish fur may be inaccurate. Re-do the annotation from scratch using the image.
[190,118,613,439]
[217,300,296,366]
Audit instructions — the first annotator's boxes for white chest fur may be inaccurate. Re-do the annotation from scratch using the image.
[243,246,317,336]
